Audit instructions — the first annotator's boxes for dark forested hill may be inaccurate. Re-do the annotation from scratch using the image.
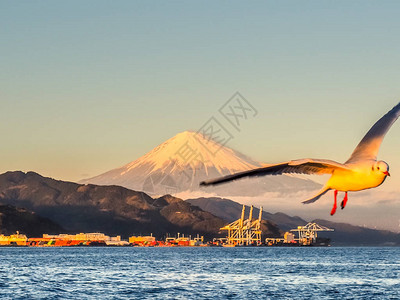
[0,171,226,238]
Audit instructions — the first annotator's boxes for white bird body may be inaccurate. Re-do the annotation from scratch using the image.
[200,102,400,215]
[325,161,387,192]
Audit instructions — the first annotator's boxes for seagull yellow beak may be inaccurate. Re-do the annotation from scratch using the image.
[383,171,390,176]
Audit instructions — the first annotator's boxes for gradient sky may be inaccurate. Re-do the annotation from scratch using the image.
[2,1,400,187]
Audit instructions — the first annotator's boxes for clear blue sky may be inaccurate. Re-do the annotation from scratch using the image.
[1,1,400,182]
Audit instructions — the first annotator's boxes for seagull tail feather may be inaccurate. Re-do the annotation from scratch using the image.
[302,187,330,204]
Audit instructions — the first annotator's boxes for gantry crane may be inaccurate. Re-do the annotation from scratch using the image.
[220,205,263,246]
[290,222,334,245]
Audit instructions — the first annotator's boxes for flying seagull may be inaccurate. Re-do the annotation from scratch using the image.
[200,102,400,216]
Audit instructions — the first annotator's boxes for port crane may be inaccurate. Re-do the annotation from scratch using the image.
[220,205,263,246]
[290,222,334,245]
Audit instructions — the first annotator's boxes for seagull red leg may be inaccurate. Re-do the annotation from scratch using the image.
[341,192,348,210]
[330,190,338,216]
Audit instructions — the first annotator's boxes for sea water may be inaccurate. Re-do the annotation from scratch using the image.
[0,247,398,299]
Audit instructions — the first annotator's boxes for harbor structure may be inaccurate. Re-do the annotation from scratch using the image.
[1,231,208,247]
[129,235,156,246]
[220,205,263,246]
[0,231,28,246]
[1,220,333,247]
[266,222,334,246]
[29,233,129,246]
[290,222,334,245]
[164,234,205,246]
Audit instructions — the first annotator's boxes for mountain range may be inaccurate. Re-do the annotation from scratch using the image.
[0,171,225,238]
[0,171,398,245]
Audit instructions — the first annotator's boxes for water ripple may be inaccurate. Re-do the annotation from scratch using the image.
[0,247,398,299]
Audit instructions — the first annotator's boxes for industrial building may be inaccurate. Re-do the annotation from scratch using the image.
[0,232,28,246]
[28,233,129,246]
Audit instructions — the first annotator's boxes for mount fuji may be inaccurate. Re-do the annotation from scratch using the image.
[80,131,320,198]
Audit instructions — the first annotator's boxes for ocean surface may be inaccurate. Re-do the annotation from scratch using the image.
[0,247,399,299]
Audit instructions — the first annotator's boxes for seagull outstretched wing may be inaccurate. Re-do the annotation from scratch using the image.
[200,158,351,186]
[346,102,400,164]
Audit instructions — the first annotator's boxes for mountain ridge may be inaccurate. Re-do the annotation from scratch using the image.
[0,204,64,236]
[0,171,227,238]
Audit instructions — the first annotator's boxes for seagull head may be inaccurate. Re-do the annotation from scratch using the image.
[372,161,390,177]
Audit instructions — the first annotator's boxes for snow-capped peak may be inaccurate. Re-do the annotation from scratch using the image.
[80,130,261,193]
[122,130,261,175]
[80,130,319,197]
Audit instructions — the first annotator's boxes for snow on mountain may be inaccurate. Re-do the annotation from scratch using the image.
[80,131,320,197]
[120,130,261,176]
